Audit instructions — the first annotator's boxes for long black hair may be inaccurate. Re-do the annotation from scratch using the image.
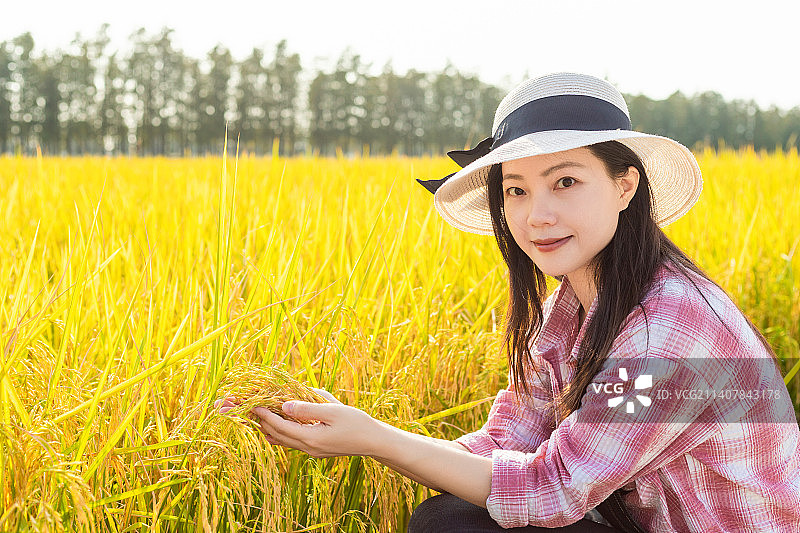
[487,140,778,422]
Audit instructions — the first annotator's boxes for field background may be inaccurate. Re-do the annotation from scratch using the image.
[0,148,798,532]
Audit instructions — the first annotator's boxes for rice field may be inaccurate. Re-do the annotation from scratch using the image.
[0,147,798,532]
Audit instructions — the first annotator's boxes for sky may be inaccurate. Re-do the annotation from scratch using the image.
[2,0,799,110]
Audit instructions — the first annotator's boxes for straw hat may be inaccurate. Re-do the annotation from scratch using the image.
[417,72,703,235]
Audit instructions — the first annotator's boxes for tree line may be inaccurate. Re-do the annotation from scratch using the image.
[1,26,799,156]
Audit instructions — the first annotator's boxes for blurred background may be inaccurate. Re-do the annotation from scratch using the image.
[1,0,799,156]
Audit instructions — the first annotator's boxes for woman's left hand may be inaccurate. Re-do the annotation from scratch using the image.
[217,388,381,458]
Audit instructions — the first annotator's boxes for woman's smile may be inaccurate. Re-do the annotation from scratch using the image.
[533,236,572,252]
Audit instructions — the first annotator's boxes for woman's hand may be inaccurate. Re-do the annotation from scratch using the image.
[215,388,493,507]
[215,389,380,458]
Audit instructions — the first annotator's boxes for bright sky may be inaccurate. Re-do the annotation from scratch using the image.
[3,0,799,110]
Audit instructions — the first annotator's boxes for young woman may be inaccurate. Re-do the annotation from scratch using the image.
[216,73,800,532]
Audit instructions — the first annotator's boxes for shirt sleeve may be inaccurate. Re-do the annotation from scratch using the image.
[486,327,727,528]
[455,360,557,458]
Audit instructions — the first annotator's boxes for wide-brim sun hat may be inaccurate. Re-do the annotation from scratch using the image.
[417,72,703,235]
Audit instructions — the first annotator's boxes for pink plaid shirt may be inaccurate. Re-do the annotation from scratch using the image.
[456,263,800,532]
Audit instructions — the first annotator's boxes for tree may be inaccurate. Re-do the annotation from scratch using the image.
[99,51,127,154]
[126,27,191,155]
[196,44,234,154]
[308,50,369,155]
[38,51,61,153]
[234,47,271,153]
[308,69,333,154]
[268,40,302,155]
[9,33,38,152]
[366,66,428,155]
[427,64,495,153]
[181,58,202,155]
[0,41,13,152]
[3,26,800,155]
[59,31,105,153]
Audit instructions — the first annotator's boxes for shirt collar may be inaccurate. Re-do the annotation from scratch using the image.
[537,276,600,361]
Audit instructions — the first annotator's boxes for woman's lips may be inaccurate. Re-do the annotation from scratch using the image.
[533,236,572,252]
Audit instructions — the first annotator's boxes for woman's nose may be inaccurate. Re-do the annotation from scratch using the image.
[526,193,557,226]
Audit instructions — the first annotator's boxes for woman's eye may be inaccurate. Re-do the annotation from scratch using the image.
[505,186,525,197]
[557,177,576,189]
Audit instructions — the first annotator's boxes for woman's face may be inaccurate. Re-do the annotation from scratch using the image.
[501,147,639,281]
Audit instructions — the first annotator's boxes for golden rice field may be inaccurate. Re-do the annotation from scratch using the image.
[0,147,798,532]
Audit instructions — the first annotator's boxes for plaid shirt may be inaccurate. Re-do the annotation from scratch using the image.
[456,264,800,532]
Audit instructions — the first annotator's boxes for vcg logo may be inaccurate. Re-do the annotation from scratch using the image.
[591,368,653,413]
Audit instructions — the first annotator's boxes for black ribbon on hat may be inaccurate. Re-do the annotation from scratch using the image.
[416,94,632,194]
[416,137,494,193]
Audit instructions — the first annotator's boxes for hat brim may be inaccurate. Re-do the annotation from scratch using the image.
[433,130,702,235]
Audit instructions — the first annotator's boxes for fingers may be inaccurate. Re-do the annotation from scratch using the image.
[251,406,308,439]
[257,420,282,446]
[311,388,342,404]
[282,400,339,423]
[214,389,342,417]
[252,406,321,452]
[215,396,238,414]
[216,403,233,414]
[213,397,336,453]
[212,397,304,449]
[251,405,325,430]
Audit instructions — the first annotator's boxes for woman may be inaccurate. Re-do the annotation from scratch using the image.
[216,73,800,532]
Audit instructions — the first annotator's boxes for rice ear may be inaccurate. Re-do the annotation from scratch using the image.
[219,365,329,424]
